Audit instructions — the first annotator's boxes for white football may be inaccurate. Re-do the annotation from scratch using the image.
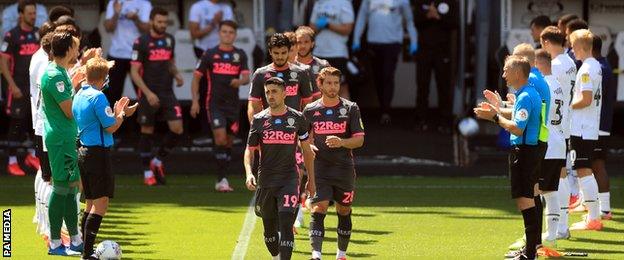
[458,117,479,137]
[95,240,122,260]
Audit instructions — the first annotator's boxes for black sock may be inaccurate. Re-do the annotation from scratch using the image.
[7,119,22,156]
[521,207,538,258]
[278,212,296,260]
[310,212,326,254]
[80,211,90,238]
[82,213,103,258]
[157,132,182,159]
[214,145,228,181]
[534,195,543,246]
[262,217,280,257]
[139,133,154,171]
[337,210,352,252]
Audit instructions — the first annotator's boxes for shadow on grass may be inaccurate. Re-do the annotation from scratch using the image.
[571,237,624,246]
[293,249,377,258]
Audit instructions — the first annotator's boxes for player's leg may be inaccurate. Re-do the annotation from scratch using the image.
[276,184,299,259]
[432,48,453,133]
[6,99,27,176]
[540,160,564,248]
[332,180,355,260]
[508,147,539,259]
[415,50,434,131]
[151,100,184,184]
[309,182,332,260]
[257,187,280,259]
[210,108,233,191]
[60,145,82,252]
[137,96,158,185]
[570,137,602,230]
[46,142,70,254]
[557,167,570,239]
[378,44,403,125]
[591,137,611,219]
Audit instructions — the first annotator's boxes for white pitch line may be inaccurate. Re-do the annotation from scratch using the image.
[231,196,257,260]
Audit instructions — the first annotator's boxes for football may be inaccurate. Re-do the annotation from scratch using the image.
[95,240,122,260]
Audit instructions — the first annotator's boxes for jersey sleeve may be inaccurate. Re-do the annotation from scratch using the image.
[308,68,320,97]
[240,51,250,74]
[130,37,146,65]
[0,31,15,56]
[298,70,313,102]
[48,75,72,104]
[297,113,310,141]
[246,117,261,149]
[349,103,365,137]
[194,51,211,77]
[579,71,594,92]
[248,70,265,102]
[188,3,201,23]
[340,1,355,24]
[93,93,117,129]
[513,93,532,131]
[138,2,152,23]
[105,0,115,19]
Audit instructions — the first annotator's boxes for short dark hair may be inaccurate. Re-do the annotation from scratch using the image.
[267,33,291,50]
[530,15,551,29]
[535,49,551,66]
[150,7,168,20]
[54,15,79,30]
[283,31,296,47]
[317,67,342,84]
[540,26,565,46]
[566,19,588,33]
[18,0,36,14]
[592,34,603,57]
[48,5,74,22]
[54,24,81,39]
[38,21,54,39]
[41,33,53,56]
[50,32,75,58]
[219,20,238,30]
[264,77,285,90]
[558,14,578,26]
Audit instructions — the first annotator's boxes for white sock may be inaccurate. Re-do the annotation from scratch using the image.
[568,172,579,196]
[599,192,611,213]
[151,157,162,166]
[144,170,154,179]
[71,234,82,246]
[272,253,281,260]
[542,192,559,241]
[579,175,600,220]
[8,156,17,164]
[28,148,36,156]
[557,178,570,233]
[337,249,347,258]
[50,239,62,249]
[312,250,322,259]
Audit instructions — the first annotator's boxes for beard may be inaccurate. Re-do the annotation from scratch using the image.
[153,26,166,35]
[298,48,312,58]
[274,59,287,67]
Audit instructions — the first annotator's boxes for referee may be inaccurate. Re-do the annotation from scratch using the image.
[73,57,137,259]
[475,56,541,260]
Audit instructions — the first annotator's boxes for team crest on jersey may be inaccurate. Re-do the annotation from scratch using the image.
[165,38,172,47]
[516,108,528,121]
[290,72,298,80]
[132,50,139,60]
[233,53,240,62]
[214,119,220,126]
[581,73,590,84]
[34,32,39,40]
[105,107,114,117]
[286,117,295,128]
[313,65,320,74]
[0,42,7,52]
[56,81,65,92]
[339,107,348,118]
[195,60,201,69]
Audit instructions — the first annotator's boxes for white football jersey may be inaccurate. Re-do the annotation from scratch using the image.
[551,53,576,139]
[544,75,566,159]
[570,57,602,140]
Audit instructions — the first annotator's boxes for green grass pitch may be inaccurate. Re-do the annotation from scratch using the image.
[1,175,622,259]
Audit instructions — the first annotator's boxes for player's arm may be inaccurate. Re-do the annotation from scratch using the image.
[301,138,316,193]
[231,54,251,88]
[243,118,261,190]
[326,135,364,149]
[129,63,151,96]
[104,0,121,32]
[189,22,216,40]
[0,54,18,93]
[190,56,208,118]
[401,0,419,48]
[352,0,370,46]
[571,90,593,109]
[169,60,184,87]
[247,71,264,122]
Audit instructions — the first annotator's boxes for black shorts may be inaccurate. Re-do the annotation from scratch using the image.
[254,183,299,218]
[207,105,239,135]
[35,136,51,182]
[569,136,596,170]
[78,146,114,200]
[592,135,609,161]
[137,93,182,126]
[319,57,348,84]
[311,163,356,206]
[5,93,29,119]
[509,145,541,199]
[540,159,564,192]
